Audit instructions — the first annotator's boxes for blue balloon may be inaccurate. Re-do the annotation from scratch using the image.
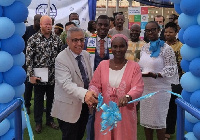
[180,0,200,16]
[180,44,200,61]
[181,90,192,103]
[174,3,182,14]
[185,119,195,132]
[12,52,25,66]
[0,17,15,39]
[0,72,2,84]
[0,6,2,17]
[1,34,25,55]
[185,111,200,124]
[189,58,200,77]
[10,111,27,129]
[181,59,190,72]
[0,119,10,136]
[170,0,181,4]
[180,72,200,92]
[0,0,15,6]
[14,83,25,98]
[14,22,26,36]
[16,0,32,7]
[185,132,198,140]
[0,129,15,140]
[178,28,185,44]
[193,122,200,140]
[183,25,200,47]
[197,13,200,26]
[0,51,14,72]
[3,1,28,23]
[178,13,198,30]
[190,90,200,108]
[0,83,15,103]
[3,66,26,87]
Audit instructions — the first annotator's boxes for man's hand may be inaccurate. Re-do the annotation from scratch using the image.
[84,91,98,106]
[29,76,41,84]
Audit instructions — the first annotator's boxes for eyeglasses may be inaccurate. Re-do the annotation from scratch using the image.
[145,28,157,34]
[71,38,85,43]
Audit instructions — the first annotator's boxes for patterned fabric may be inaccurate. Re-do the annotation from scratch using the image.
[139,43,179,129]
[125,40,146,62]
[140,43,179,83]
[26,31,63,85]
[169,40,183,78]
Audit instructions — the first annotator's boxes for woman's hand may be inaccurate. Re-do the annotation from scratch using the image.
[118,95,132,107]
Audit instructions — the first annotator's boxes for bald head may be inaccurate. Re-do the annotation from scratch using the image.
[130,24,141,42]
[130,24,141,30]
[40,15,52,24]
[40,15,52,36]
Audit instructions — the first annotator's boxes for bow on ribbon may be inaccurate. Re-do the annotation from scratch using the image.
[100,101,122,134]
[96,91,182,134]
[97,93,103,111]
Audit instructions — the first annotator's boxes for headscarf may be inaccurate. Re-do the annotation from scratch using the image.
[111,34,128,43]
[149,39,165,57]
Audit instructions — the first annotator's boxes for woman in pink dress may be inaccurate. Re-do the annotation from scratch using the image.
[89,34,144,140]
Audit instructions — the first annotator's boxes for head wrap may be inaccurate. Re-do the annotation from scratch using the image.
[111,34,128,43]
[54,23,64,30]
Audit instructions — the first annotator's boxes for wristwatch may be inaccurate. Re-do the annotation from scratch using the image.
[125,95,130,98]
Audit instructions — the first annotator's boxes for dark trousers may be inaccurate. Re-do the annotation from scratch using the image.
[58,103,89,140]
[86,110,95,140]
[34,84,54,124]
[166,84,182,134]
[24,82,34,108]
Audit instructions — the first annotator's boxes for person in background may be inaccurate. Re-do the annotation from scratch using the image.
[54,23,64,36]
[89,34,144,140]
[60,13,79,44]
[109,17,115,29]
[23,14,42,115]
[51,27,98,140]
[125,24,146,62]
[61,22,76,50]
[26,15,62,134]
[51,17,55,25]
[144,15,165,43]
[164,22,183,140]
[169,14,178,23]
[85,15,113,140]
[154,15,165,41]
[139,21,179,140]
[86,20,96,37]
[109,13,130,39]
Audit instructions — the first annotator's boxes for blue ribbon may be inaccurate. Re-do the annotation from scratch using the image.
[23,103,34,140]
[100,101,122,134]
[97,90,182,134]
[97,93,103,111]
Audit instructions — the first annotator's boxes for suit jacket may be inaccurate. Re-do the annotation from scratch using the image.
[51,47,92,123]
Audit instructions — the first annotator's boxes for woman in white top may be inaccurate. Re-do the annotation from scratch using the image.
[138,21,179,140]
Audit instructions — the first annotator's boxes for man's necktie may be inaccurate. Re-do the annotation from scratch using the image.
[76,55,89,89]
[100,39,105,58]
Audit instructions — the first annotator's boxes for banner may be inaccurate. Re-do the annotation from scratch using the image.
[27,0,96,30]
[128,6,148,39]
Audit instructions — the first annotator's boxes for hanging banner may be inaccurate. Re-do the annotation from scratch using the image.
[27,0,96,30]
[128,6,148,39]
